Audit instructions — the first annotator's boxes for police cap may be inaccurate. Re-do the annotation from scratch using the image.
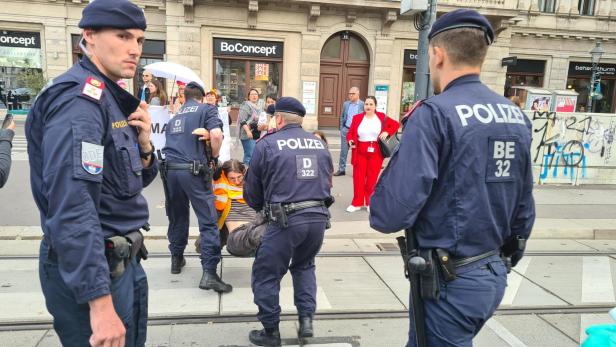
[275,97,306,117]
[428,9,494,45]
[266,104,276,116]
[79,0,147,31]
[186,82,205,96]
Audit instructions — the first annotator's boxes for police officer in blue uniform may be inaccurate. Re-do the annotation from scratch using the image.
[369,9,535,347]
[244,97,333,346]
[161,82,233,293]
[26,1,158,346]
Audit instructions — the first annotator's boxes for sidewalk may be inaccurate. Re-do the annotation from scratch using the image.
[1,238,615,347]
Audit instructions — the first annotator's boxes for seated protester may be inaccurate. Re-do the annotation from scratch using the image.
[215,160,255,230]
[195,159,267,256]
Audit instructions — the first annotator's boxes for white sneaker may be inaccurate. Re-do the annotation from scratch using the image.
[346,205,361,213]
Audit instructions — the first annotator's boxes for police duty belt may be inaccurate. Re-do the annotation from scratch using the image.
[163,161,209,176]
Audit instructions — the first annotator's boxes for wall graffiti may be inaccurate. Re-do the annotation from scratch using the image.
[529,111,616,185]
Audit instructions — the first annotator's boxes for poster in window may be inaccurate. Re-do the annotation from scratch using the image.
[555,95,577,113]
[255,63,269,81]
[526,93,552,112]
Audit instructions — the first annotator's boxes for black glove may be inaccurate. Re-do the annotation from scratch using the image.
[209,156,220,172]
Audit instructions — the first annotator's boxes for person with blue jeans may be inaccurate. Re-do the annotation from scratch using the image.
[334,87,364,176]
[238,88,262,165]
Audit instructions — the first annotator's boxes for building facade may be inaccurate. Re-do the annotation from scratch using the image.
[1,0,615,127]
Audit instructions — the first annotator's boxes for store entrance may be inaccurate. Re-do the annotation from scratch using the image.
[318,32,370,128]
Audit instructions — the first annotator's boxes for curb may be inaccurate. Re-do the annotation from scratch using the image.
[0,227,615,241]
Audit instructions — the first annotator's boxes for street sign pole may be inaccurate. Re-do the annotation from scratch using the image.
[413,0,438,101]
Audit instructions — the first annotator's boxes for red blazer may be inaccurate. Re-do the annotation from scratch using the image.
[346,112,400,164]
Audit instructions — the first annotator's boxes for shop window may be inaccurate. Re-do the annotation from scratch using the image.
[71,34,83,64]
[250,62,280,99]
[400,68,416,114]
[216,59,247,106]
[1,30,44,111]
[539,0,556,13]
[215,59,281,107]
[505,59,546,96]
[507,75,544,87]
[567,77,615,113]
[578,0,595,15]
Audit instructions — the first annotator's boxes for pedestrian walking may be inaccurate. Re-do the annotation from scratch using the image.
[25,1,158,346]
[161,82,233,293]
[334,87,364,176]
[369,9,535,347]
[244,97,334,347]
[345,96,399,212]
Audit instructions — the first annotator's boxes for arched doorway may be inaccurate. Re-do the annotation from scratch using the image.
[318,31,370,127]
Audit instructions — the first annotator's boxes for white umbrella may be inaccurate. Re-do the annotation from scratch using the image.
[143,61,205,87]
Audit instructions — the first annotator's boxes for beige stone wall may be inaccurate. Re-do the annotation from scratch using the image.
[481,27,511,95]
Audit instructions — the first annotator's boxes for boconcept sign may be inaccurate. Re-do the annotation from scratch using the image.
[214,38,283,59]
[0,30,41,49]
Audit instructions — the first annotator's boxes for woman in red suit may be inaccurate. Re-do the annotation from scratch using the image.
[346,96,400,212]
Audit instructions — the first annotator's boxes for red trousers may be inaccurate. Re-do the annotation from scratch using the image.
[351,141,384,207]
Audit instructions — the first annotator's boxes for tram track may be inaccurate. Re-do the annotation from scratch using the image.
[2,249,614,332]
[1,304,613,332]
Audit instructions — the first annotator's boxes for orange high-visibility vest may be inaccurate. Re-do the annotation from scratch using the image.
[213,172,245,230]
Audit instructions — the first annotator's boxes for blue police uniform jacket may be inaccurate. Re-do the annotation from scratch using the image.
[244,124,333,220]
[370,74,535,258]
[162,99,223,163]
[26,56,159,304]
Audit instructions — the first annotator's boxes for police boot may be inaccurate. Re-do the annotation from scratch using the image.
[199,270,233,293]
[248,327,281,347]
[170,255,186,274]
[298,316,313,338]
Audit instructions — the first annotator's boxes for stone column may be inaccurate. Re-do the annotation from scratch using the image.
[481,22,512,94]
[547,56,570,90]
[300,33,322,130]
[43,22,70,80]
[165,2,201,89]
[372,36,394,114]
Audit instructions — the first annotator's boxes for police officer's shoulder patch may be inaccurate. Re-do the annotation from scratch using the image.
[81,77,105,102]
[81,141,104,175]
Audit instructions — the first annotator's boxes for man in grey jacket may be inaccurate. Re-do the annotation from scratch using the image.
[334,87,364,176]
[0,117,15,188]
